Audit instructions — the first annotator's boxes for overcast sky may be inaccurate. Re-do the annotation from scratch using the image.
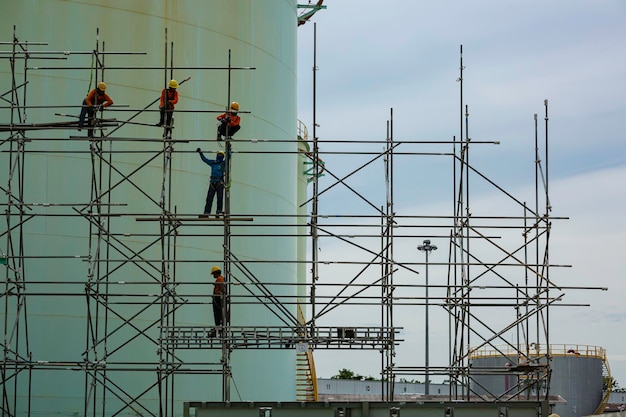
[296,0,626,386]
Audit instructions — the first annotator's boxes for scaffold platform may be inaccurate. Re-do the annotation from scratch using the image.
[160,325,402,350]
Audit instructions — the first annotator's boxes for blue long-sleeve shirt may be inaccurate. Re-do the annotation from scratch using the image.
[199,153,226,183]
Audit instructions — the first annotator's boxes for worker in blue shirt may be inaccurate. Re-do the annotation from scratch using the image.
[197,148,226,217]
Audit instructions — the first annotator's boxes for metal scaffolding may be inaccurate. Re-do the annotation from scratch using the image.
[0,28,601,417]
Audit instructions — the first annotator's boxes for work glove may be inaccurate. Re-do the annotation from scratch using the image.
[196,148,201,153]
[224,117,231,123]
[96,104,104,111]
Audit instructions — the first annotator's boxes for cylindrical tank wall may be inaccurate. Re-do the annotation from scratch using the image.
[551,355,603,417]
[1,0,300,414]
[469,356,523,397]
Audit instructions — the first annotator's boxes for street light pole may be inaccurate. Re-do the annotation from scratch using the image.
[417,239,437,395]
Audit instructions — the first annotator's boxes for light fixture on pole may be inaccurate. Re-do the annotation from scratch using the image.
[417,239,437,395]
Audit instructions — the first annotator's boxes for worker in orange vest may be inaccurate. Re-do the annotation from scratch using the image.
[216,101,241,141]
[211,265,225,336]
[156,79,179,128]
[78,82,114,137]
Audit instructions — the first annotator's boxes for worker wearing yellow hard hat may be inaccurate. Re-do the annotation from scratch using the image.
[210,265,225,336]
[156,80,179,133]
[216,101,241,141]
[78,81,114,137]
[196,148,227,218]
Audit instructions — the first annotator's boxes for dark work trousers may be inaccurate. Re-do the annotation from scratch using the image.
[203,181,224,214]
[78,99,97,137]
[217,123,240,138]
[212,294,223,327]
[159,107,174,127]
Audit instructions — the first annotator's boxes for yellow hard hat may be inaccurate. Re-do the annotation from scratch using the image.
[216,151,225,157]
[229,101,239,112]
[97,82,106,91]
[168,79,178,89]
[211,266,221,274]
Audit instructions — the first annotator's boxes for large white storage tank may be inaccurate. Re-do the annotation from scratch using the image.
[1,0,301,414]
